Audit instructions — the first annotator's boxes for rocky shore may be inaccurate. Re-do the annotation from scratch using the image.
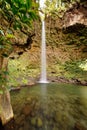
[48,76,87,86]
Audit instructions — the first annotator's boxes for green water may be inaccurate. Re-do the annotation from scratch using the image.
[11,83,87,130]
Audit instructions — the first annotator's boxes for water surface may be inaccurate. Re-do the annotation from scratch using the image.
[10,83,87,130]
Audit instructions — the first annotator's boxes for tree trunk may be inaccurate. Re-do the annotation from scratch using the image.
[0,56,14,125]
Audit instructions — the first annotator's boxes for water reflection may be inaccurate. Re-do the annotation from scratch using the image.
[40,83,47,96]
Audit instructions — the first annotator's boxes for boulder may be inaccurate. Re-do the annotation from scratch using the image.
[0,89,14,125]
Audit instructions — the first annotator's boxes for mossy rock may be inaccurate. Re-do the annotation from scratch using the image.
[30,117,43,127]
[37,117,43,127]
[30,117,37,126]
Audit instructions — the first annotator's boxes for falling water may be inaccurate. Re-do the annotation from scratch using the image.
[39,20,48,83]
[39,0,48,83]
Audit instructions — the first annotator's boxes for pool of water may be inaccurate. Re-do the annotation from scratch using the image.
[9,83,87,130]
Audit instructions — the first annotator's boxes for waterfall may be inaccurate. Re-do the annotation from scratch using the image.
[39,0,48,83]
[39,20,48,83]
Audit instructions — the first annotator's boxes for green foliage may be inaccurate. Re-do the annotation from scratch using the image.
[0,69,9,93]
[64,61,87,78]
[0,28,14,91]
[0,90,3,94]
[6,33,15,39]
[0,70,8,85]
[0,0,38,29]
[0,0,38,89]
[22,78,28,84]
[79,60,87,71]
[44,0,80,18]
[45,0,66,18]
[63,25,87,46]
[8,59,39,86]
[0,31,13,57]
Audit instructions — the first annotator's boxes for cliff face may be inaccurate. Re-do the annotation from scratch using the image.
[7,19,87,86]
[0,3,87,85]
[63,2,87,27]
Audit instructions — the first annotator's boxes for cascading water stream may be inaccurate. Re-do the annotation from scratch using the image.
[39,20,48,83]
[39,0,48,83]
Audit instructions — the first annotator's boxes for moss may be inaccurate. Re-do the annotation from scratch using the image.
[63,60,87,80]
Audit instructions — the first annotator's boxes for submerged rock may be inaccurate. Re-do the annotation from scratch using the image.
[37,117,43,127]
[30,117,43,128]
[15,114,25,125]
[74,121,87,130]
[23,104,32,116]
[30,117,37,126]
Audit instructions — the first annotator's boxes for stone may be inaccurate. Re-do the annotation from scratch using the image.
[54,112,62,123]
[0,90,14,125]
[23,121,30,130]
[15,114,25,125]
[30,117,37,126]
[74,121,87,130]
[19,127,23,130]
[37,117,43,127]
[23,105,31,116]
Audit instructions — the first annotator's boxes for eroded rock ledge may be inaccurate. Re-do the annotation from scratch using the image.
[63,2,87,27]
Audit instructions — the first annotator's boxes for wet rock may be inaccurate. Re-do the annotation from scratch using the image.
[54,112,62,123]
[80,81,87,86]
[4,119,16,130]
[23,105,32,116]
[37,117,43,127]
[0,90,14,125]
[18,127,23,130]
[15,114,25,125]
[26,97,32,102]
[0,121,4,130]
[53,126,59,130]
[49,76,87,86]
[51,71,56,74]
[23,121,30,130]
[28,82,35,86]
[30,117,43,128]
[30,111,35,117]
[10,87,21,92]
[30,117,37,126]
[74,121,87,130]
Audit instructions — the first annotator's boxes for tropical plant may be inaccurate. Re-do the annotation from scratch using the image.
[0,0,38,92]
[0,0,38,29]
[43,0,80,18]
